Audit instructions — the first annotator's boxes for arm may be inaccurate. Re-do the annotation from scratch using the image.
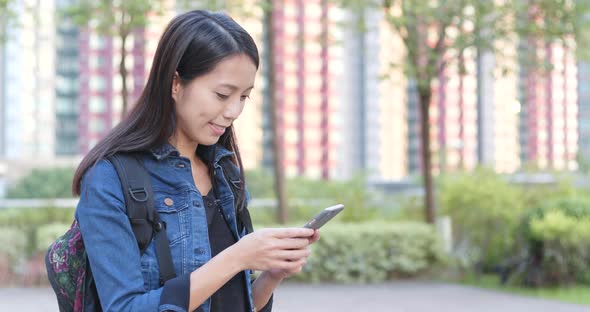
[77,160,170,311]
[251,230,321,311]
[251,271,282,311]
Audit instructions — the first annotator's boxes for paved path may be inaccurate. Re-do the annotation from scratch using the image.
[1,282,589,311]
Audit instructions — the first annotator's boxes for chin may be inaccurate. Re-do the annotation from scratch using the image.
[201,136,221,146]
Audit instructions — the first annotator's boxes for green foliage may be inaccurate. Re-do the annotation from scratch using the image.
[513,196,590,286]
[0,0,19,43]
[439,168,524,268]
[244,168,275,199]
[36,223,72,254]
[286,174,379,223]
[246,171,384,224]
[0,227,27,263]
[0,207,75,228]
[393,195,425,222]
[293,221,446,283]
[0,207,75,256]
[176,0,257,17]
[6,167,76,198]
[519,177,578,215]
[64,0,165,37]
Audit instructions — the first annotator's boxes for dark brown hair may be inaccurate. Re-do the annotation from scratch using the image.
[73,10,259,211]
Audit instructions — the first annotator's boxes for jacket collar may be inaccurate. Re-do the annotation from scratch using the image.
[150,142,234,164]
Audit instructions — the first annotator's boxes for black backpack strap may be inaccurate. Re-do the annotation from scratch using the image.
[109,153,176,285]
[220,157,253,234]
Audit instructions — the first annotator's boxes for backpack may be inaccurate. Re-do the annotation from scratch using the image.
[45,153,251,312]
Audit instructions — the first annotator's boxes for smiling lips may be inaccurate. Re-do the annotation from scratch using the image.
[208,123,227,136]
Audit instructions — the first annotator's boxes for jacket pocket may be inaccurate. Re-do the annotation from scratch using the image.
[153,189,190,246]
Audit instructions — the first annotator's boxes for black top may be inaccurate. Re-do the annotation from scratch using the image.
[203,190,249,312]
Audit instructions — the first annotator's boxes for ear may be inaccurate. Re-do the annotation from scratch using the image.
[171,72,181,101]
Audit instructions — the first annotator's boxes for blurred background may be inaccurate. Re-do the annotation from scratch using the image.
[2,0,590,310]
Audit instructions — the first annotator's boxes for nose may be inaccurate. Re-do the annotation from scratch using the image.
[223,98,245,121]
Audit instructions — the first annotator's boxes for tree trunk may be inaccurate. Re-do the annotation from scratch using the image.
[418,89,436,224]
[119,15,129,120]
[263,0,288,224]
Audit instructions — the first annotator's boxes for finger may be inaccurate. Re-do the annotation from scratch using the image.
[308,230,320,244]
[272,227,314,238]
[279,258,307,272]
[276,248,311,260]
[278,237,311,250]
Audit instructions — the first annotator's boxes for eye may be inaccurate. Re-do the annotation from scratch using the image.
[216,93,229,100]
[240,95,251,101]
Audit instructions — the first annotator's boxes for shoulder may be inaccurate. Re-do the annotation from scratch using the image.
[77,159,125,212]
[81,159,120,190]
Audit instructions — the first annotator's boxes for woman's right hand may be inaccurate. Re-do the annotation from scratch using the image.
[232,227,315,272]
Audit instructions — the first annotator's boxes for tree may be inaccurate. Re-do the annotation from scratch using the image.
[7,167,76,198]
[341,0,589,224]
[64,0,165,119]
[260,0,289,224]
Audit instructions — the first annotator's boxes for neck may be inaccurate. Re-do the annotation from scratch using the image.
[169,134,198,161]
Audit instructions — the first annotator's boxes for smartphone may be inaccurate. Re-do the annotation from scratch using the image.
[303,204,345,229]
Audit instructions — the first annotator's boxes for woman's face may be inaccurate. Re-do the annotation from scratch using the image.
[171,53,257,147]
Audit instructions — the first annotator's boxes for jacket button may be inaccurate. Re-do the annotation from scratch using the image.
[164,198,174,206]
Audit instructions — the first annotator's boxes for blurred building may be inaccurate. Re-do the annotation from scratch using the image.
[477,42,521,173]
[405,43,520,177]
[518,40,578,170]
[432,48,480,173]
[578,62,590,166]
[257,3,409,181]
[0,0,57,159]
[55,0,80,156]
[77,8,174,154]
[260,0,339,179]
[229,5,265,170]
[333,8,384,181]
[375,12,409,181]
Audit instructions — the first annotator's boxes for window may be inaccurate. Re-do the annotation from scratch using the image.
[89,97,106,113]
[90,77,106,92]
[90,35,106,49]
[90,119,105,132]
[58,59,79,73]
[90,56,107,69]
[57,77,78,94]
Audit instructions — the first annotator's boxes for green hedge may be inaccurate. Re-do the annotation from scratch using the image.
[6,167,76,198]
[0,208,74,256]
[439,168,524,269]
[36,223,72,254]
[511,197,590,286]
[0,227,27,263]
[293,222,447,283]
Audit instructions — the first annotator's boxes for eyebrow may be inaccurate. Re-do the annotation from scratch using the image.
[219,83,254,91]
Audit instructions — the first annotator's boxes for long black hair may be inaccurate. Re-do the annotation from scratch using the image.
[73,10,259,212]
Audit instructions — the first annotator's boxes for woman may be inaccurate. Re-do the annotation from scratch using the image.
[73,10,318,312]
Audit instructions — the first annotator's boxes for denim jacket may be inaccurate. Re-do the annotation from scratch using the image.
[76,143,257,312]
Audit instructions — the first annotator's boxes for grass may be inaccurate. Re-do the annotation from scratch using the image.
[460,273,590,306]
